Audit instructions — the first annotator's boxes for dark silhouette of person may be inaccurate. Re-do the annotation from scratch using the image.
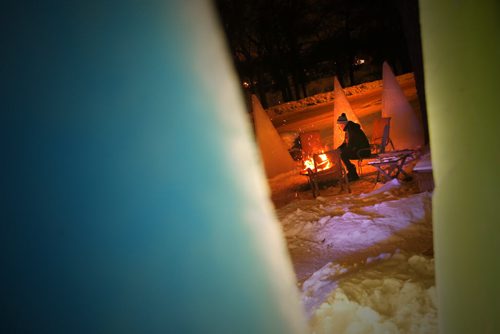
[336,113,370,181]
[289,135,303,161]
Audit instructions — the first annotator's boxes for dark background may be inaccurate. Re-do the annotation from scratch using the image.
[214,0,425,122]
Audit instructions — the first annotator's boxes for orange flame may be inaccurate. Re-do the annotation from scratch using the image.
[303,157,315,170]
[302,152,333,172]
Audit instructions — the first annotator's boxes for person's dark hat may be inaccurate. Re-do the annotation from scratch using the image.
[337,113,348,124]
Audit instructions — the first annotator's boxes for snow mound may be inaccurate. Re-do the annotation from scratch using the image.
[359,178,401,198]
[310,253,437,334]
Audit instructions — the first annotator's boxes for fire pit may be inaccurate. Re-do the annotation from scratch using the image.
[301,149,350,197]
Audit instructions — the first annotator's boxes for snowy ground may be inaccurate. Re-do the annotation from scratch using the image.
[266,74,437,333]
[272,173,436,333]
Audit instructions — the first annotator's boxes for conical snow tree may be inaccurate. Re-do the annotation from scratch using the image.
[381,62,424,150]
[333,76,362,148]
[252,95,297,178]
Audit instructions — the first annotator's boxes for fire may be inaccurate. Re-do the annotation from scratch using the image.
[302,153,333,172]
[303,157,315,170]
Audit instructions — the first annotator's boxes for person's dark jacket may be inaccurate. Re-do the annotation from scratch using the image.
[339,121,370,157]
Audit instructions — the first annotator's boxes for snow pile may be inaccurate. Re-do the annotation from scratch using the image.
[275,175,436,333]
[382,62,425,150]
[280,187,432,260]
[267,73,415,118]
[309,252,437,334]
[359,178,402,198]
[252,95,298,177]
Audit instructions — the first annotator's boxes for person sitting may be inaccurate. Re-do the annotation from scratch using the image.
[336,113,370,181]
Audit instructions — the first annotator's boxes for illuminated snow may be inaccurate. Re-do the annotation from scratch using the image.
[252,95,299,178]
[267,71,434,333]
[382,62,425,150]
[274,175,435,333]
